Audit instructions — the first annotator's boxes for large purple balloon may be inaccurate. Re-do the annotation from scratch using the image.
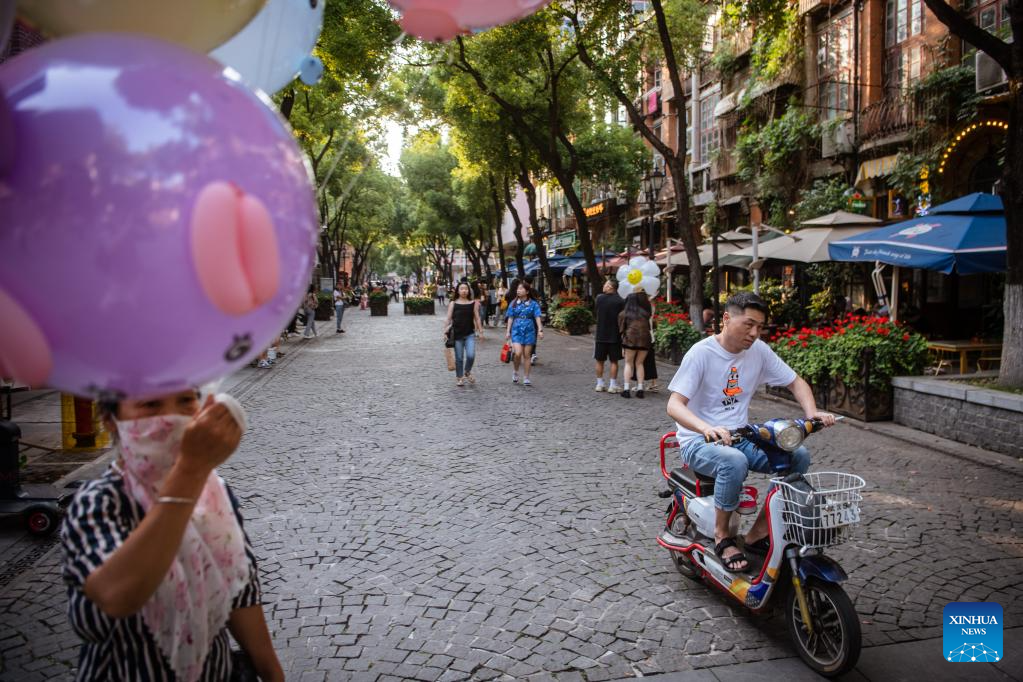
[0,34,317,399]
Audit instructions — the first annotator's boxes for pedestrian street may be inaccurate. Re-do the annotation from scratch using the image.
[1,305,1021,680]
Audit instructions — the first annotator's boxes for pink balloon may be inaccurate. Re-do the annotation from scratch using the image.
[0,35,317,399]
[0,289,53,387]
[388,0,553,41]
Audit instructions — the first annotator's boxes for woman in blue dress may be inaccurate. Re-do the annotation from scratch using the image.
[504,281,544,385]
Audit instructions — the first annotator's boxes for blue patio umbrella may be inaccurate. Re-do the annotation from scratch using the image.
[828,193,1006,274]
[555,258,588,277]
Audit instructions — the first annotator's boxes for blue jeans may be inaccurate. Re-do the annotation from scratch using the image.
[453,334,476,378]
[335,304,345,330]
[679,437,810,512]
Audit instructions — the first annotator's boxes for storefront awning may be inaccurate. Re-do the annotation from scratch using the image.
[855,154,900,185]
[626,216,646,229]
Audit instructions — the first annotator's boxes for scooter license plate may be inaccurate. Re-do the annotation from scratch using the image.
[820,505,859,528]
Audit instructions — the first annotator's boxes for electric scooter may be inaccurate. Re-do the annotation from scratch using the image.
[657,418,865,676]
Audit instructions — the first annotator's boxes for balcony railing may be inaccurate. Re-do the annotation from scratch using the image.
[858,92,940,142]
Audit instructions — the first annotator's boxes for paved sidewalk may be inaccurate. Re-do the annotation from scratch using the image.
[622,626,1022,681]
[1,301,1020,680]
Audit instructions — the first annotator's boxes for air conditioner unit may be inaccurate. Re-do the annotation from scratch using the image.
[821,120,854,158]
[976,50,1008,93]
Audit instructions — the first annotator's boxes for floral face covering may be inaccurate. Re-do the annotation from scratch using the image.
[115,414,249,682]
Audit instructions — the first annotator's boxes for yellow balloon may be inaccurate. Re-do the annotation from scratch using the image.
[17,0,267,53]
[627,269,643,285]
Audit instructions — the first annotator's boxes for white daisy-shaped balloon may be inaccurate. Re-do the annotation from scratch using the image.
[616,256,661,298]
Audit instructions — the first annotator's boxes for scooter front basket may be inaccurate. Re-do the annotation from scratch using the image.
[772,471,865,549]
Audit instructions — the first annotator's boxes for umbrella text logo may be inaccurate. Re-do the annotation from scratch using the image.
[896,223,938,239]
[943,602,1002,663]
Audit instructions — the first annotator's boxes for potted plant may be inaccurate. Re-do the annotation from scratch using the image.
[368,289,390,316]
[314,292,334,320]
[550,301,595,335]
[769,314,929,421]
[403,295,436,315]
[652,312,703,364]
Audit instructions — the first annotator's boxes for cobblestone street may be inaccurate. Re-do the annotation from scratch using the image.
[1,302,1022,681]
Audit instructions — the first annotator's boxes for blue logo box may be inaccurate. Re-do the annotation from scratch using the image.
[943,602,1003,663]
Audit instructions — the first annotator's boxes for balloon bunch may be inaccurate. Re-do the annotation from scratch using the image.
[388,0,552,41]
[616,257,661,298]
[0,3,323,398]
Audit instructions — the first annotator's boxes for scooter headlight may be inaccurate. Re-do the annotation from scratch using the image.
[774,422,805,451]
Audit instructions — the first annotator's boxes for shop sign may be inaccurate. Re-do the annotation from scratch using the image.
[547,230,577,250]
[847,190,868,214]
[584,202,606,219]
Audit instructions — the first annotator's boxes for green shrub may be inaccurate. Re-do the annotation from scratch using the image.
[652,312,703,358]
[404,295,434,313]
[551,304,594,331]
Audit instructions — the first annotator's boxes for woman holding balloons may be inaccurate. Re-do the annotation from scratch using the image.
[61,389,283,681]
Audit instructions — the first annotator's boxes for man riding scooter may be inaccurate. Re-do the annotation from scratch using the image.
[666,292,836,572]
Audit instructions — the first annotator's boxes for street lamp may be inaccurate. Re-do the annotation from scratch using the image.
[641,168,665,260]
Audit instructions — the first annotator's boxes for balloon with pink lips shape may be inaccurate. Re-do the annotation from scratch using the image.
[387,0,552,41]
[0,34,317,399]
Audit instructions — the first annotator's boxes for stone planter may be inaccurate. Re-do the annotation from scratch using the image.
[404,302,435,315]
[369,300,389,316]
[766,350,893,421]
[892,375,1023,458]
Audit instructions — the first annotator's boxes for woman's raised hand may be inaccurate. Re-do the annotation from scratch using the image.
[178,395,242,477]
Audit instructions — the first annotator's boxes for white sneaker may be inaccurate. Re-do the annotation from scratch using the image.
[607,383,621,394]
[512,372,519,383]
[257,360,272,369]
[595,381,606,392]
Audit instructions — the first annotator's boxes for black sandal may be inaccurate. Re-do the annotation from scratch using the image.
[744,536,771,554]
[714,537,748,572]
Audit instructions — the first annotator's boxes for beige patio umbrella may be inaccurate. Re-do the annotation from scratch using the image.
[800,210,883,227]
[720,226,878,266]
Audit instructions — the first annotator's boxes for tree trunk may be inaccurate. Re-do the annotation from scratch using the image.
[478,222,493,281]
[558,176,602,292]
[489,175,508,286]
[518,168,554,294]
[998,79,1023,386]
[503,176,527,278]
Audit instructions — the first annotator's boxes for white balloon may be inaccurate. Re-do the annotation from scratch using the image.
[628,255,647,268]
[210,0,324,95]
[616,265,630,281]
[618,281,635,298]
[640,260,661,278]
[641,276,660,297]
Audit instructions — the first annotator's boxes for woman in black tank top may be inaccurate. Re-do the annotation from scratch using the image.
[444,282,483,386]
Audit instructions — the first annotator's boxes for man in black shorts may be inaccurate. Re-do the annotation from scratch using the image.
[593,279,625,393]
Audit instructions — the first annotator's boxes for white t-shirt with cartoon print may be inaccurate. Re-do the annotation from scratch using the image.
[668,336,797,442]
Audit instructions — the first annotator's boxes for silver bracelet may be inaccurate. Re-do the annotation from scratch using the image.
[156,496,196,505]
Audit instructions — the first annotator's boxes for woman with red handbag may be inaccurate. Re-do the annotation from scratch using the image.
[504,281,543,386]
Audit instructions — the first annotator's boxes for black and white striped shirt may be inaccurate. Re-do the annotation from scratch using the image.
[60,468,261,681]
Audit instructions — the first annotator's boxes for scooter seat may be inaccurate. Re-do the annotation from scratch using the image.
[668,467,715,496]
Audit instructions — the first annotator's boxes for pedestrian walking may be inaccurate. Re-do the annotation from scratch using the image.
[619,293,652,398]
[593,279,625,393]
[389,283,399,303]
[333,284,346,334]
[477,283,490,327]
[61,389,284,681]
[436,282,447,306]
[400,281,409,301]
[628,291,659,392]
[359,290,368,311]
[505,281,543,386]
[302,287,318,338]
[443,282,483,387]
[486,283,498,327]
